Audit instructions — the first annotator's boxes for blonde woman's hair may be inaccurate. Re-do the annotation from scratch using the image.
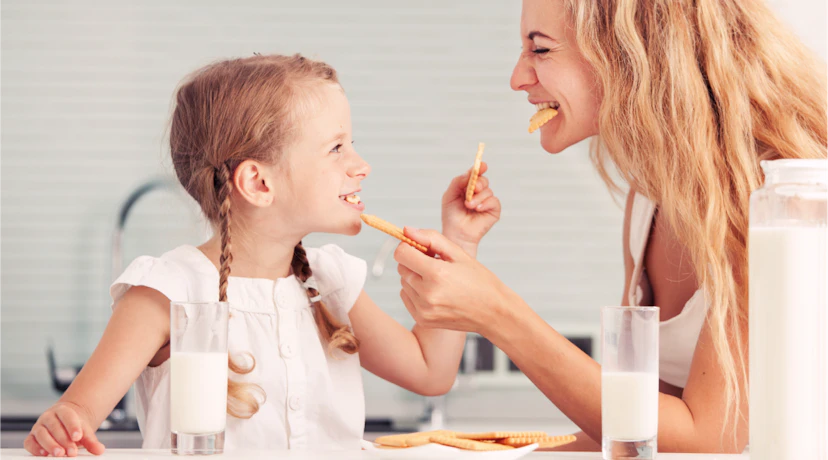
[564,0,826,449]
[169,54,360,419]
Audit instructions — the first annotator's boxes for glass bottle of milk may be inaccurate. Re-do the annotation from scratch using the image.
[749,159,827,460]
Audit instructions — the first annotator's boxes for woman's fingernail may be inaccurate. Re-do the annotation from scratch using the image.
[40,450,47,456]
[72,431,82,441]
[53,448,63,456]
[407,227,419,233]
[476,204,484,211]
[68,447,77,456]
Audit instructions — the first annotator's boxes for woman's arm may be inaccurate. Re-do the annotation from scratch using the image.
[486,293,748,453]
[394,225,748,453]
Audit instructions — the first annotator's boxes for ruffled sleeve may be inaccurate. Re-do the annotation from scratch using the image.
[306,244,367,316]
[110,256,190,309]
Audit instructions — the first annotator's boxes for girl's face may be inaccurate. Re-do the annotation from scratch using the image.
[243,83,370,238]
[510,0,602,154]
[281,83,370,236]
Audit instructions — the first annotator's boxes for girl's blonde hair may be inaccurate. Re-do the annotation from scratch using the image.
[564,0,827,449]
[169,54,360,419]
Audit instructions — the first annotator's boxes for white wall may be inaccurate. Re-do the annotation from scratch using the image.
[767,0,827,59]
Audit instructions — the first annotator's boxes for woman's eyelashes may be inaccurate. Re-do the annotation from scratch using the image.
[530,41,564,55]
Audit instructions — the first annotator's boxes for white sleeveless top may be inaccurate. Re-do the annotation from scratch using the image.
[627,193,708,389]
[109,244,367,450]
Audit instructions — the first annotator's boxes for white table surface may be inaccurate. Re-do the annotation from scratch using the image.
[0,449,749,459]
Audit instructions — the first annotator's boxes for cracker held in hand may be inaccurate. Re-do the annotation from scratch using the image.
[499,434,577,448]
[360,214,428,253]
[430,435,515,451]
[464,142,486,203]
[528,108,558,133]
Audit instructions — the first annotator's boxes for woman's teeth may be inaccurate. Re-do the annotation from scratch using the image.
[535,101,560,111]
[344,195,361,205]
[528,103,560,133]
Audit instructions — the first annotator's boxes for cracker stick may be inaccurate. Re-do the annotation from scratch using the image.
[360,214,428,253]
[465,142,486,203]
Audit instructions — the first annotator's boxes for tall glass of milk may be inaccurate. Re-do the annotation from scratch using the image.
[170,301,229,455]
[749,159,827,460]
[601,306,659,460]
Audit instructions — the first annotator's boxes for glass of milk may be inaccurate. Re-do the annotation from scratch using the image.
[170,301,229,455]
[749,159,827,460]
[601,306,659,459]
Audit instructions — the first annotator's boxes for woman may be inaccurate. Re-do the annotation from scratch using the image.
[394,0,826,453]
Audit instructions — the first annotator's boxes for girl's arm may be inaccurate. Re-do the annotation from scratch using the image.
[25,286,171,457]
[348,289,465,396]
[346,162,500,396]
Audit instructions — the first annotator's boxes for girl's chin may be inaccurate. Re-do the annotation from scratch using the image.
[337,218,362,236]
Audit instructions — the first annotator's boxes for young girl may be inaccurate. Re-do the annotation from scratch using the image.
[24,54,501,457]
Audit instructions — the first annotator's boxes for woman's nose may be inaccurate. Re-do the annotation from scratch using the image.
[510,53,538,91]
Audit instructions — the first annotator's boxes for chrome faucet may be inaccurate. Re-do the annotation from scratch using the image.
[370,237,400,278]
[111,178,177,281]
[420,396,447,431]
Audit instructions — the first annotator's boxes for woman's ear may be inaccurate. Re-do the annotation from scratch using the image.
[233,160,276,207]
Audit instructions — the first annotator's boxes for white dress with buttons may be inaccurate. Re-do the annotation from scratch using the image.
[110,244,367,450]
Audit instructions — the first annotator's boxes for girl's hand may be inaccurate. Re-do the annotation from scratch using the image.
[441,162,501,257]
[24,401,105,457]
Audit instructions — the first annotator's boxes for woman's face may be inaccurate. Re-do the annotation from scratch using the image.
[511,0,602,154]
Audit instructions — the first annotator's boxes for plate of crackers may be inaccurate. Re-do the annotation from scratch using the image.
[364,430,576,459]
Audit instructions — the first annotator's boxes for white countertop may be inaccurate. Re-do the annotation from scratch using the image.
[0,449,749,459]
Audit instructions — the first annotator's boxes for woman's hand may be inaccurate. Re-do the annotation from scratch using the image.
[394,227,513,334]
[441,162,501,257]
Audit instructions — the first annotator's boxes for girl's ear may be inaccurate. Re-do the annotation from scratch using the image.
[233,160,276,207]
